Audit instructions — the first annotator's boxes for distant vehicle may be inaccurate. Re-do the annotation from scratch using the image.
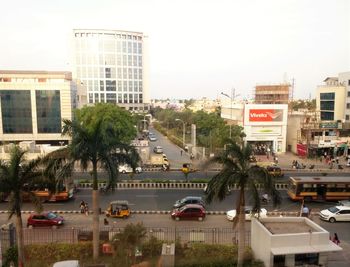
[27,212,64,228]
[287,176,350,201]
[266,165,283,177]
[105,200,130,219]
[153,146,163,154]
[142,154,170,169]
[149,135,157,142]
[173,196,205,209]
[226,207,267,221]
[53,260,80,267]
[171,204,206,221]
[319,206,350,223]
[118,164,142,174]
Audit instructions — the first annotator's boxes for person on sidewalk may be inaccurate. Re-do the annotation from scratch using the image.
[332,233,340,245]
[301,204,309,217]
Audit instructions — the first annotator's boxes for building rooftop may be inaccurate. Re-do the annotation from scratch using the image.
[262,221,316,235]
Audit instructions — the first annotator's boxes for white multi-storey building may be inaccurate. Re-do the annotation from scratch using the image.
[72,29,150,112]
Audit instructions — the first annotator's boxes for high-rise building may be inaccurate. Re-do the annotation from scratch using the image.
[72,29,150,112]
[0,70,74,144]
[254,84,290,104]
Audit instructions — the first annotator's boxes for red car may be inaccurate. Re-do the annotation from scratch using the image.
[27,212,64,228]
[171,204,206,221]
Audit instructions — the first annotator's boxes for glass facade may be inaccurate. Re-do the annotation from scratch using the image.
[1,90,33,133]
[36,90,61,133]
[73,30,144,107]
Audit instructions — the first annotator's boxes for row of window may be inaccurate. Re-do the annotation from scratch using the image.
[88,93,143,104]
[82,80,143,92]
[77,67,143,80]
[76,53,142,66]
[74,32,142,41]
[75,39,142,54]
[0,90,61,134]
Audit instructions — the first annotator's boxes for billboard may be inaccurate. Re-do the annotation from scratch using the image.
[249,109,284,122]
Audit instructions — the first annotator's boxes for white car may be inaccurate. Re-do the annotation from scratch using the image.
[226,207,267,221]
[319,206,350,223]
[118,165,142,174]
[53,261,80,267]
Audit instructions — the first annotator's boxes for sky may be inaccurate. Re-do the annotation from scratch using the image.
[0,0,349,100]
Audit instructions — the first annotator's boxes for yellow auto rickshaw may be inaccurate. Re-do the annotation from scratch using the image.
[181,163,197,174]
[106,200,130,218]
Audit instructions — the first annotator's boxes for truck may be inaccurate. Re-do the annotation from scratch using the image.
[142,154,170,169]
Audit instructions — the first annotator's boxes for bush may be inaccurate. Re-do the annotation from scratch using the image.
[24,243,92,262]
[2,246,18,267]
[141,236,163,258]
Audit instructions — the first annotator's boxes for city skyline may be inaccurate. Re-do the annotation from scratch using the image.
[0,0,349,100]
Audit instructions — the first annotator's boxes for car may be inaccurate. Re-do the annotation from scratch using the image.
[266,165,283,177]
[118,164,142,174]
[53,260,80,267]
[173,196,205,209]
[171,204,206,221]
[27,212,64,228]
[149,135,157,142]
[153,146,163,154]
[226,207,267,221]
[319,205,350,223]
[338,200,350,206]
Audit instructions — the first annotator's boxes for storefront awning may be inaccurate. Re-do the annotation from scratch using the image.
[271,242,342,255]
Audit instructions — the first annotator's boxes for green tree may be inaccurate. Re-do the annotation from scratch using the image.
[205,141,281,267]
[0,146,46,267]
[45,103,138,260]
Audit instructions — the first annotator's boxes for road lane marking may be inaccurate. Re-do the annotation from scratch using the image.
[135,195,158,198]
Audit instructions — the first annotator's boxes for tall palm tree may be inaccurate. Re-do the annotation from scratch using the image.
[205,140,281,267]
[44,116,138,260]
[0,146,45,267]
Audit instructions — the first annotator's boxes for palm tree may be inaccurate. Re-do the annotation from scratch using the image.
[0,146,45,267]
[205,140,281,267]
[44,113,138,260]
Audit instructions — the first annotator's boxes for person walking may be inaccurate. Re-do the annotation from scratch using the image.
[84,203,89,216]
[180,150,183,156]
[80,200,86,214]
[301,204,309,217]
[332,233,340,245]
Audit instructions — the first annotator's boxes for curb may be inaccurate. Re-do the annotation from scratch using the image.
[0,210,318,216]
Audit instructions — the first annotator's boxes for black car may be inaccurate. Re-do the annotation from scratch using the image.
[173,196,205,209]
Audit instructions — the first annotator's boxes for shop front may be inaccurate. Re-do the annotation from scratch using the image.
[243,104,288,154]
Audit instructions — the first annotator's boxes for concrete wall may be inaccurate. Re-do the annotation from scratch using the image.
[251,219,273,267]
[316,86,346,121]
[286,113,303,154]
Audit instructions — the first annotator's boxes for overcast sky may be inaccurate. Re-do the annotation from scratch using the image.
[0,0,349,100]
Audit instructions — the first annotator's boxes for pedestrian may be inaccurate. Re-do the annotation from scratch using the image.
[80,200,86,214]
[84,203,89,216]
[190,153,194,160]
[274,156,278,164]
[336,156,339,164]
[332,233,340,245]
[301,204,309,217]
[180,150,183,156]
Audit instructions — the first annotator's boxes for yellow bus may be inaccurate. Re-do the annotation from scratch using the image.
[287,176,350,201]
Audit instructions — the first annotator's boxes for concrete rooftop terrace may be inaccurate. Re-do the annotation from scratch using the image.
[263,221,317,235]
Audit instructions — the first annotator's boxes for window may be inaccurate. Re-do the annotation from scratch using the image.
[94,93,99,102]
[89,93,93,103]
[106,93,116,103]
[123,68,127,79]
[128,68,132,79]
[123,81,127,91]
[320,111,334,121]
[346,115,350,121]
[100,80,105,91]
[105,68,111,78]
[36,90,61,133]
[347,91,350,97]
[320,101,334,111]
[100,94,105,103]
[0,90,33,133]
[118,94,122,103]
[320,92,335,100]
[118,81,122,91]
[138,43,142,54]
[123,93,128,103]
[128,42,132,53]
[106,80,116,91]
[129,94,133,103]
[348,80,350,86]
[347,103,350,109]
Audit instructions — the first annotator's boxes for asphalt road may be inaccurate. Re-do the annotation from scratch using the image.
[0,188,343,214]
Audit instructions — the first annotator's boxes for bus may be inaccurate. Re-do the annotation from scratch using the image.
[287,176,350,201]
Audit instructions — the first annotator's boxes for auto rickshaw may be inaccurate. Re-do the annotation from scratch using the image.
[266,165,284,178]
[182,163,197,174]
[105,200,130,218]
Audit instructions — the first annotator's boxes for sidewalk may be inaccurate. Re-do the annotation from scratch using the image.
[328,240,350,267]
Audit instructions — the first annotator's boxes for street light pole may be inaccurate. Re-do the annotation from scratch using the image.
[175,119,185,147]
[221,88,240,139]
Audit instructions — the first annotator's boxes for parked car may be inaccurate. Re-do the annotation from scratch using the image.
[226,207,267,221]
[153,146,163,154]
[173,196,205,209]
[171,204,206,221]
[319,206,350,223]
[27,212,64,228]
[53,260,80,267]
[118,164,142,174]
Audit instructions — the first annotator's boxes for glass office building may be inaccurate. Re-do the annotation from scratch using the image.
[72,29,150,112]
[0,71,73,144]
